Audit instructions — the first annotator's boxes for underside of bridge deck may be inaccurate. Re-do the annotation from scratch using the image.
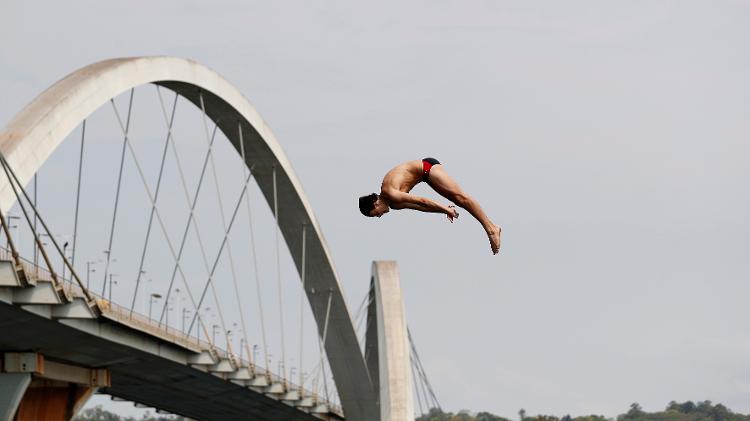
[0,297,327,421]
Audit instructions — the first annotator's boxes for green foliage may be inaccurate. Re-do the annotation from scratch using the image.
[617,400,749,421]
[573,416,609,421]
[73,400,750,421]
[416,408,512,421]
[73,405,190,421]
[417,401,750,421]
[477,411,512,421]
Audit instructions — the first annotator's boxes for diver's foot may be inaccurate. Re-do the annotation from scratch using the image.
[488,224,501,255]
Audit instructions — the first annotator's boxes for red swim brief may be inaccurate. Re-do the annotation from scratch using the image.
[422,157,440,182]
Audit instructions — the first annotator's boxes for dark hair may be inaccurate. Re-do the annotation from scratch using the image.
[358,193,378,216]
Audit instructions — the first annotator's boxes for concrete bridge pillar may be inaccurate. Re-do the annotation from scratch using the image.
[0,373,30,421]
[366,261,415,421]
[0,353,109,421]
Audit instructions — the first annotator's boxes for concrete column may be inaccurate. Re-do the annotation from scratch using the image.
[0,372,31,421]
[1,352,108,421]
[15,380,95,421]
[366,261,414,421]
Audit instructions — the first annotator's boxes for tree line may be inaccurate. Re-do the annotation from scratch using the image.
[416,401,750,421]
[73,400,750,421]
[73,406,189,421]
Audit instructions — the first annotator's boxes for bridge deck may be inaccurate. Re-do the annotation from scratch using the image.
[0,249,343,420]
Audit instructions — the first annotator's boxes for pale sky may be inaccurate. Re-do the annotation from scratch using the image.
[1,0,749,418]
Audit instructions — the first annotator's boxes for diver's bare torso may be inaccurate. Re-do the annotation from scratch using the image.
[380,160,423,198]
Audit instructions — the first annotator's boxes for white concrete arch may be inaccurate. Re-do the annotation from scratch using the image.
[0,56,377,420]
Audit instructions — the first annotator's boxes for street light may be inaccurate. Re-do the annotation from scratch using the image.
[108,273,118,302]
[174,288,181,327]
[61,241,69,280]
[101,251,116,294]
[166,306,174,332]
[167,288,180,328]
[40,233,60,274]
[7,215,20,249]
[149,293,162,321]
[212,324,219,344]
[181,307,191,333]
[229,322,238,348]
[86,261,98,290]
[197,307,211,342]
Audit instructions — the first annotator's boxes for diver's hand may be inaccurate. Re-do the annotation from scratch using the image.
[447,205,459,223]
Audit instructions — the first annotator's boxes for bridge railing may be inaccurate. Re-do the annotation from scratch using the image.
[0,246,340,413]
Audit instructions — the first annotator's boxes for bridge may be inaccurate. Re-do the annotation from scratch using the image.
[0,57,439,421]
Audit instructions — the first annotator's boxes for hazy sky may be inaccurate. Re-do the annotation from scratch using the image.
[1,0,749,418]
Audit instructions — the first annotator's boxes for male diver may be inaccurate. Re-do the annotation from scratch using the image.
[359,158,501,255]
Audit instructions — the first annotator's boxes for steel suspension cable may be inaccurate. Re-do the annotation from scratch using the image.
[128,93,178,316]
[33,174,38,268]
[186,170,253,335]
[314,289,333,402]
[153,87,228,346]
[102,90,134,297]
[302,359,323,389]
[109,97,212,345]
[410,354,426,415]
[272,165,288,381]
[152,96,215,297]
[0,190,21,267]
[353,290,372,350]
[408,329,430,409]
[0,155,91,302]
[238,124,270,374]
[0,158,58,283]
[234,122,254,368]
[197,94,246,351]
[413,350,431,411]
[362,291,377,365]
[298,223,307,387]
[353,289,372,327]
[409,329,441,410]
[71,120,85,268]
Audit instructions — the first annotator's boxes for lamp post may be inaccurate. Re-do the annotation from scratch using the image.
[137,269,146,291]
[212,324,219,344]
[108,273,118,302]
[197,307,211,342]
[166,305,174,332]
[101,251,116,295]
[62,241,69,280]
[230,322,238,350]
[181,307,190,333]
[7,215,19,249]
[253,344,259,365]
[149,293,162,321]
[85,261,97,290]
[40,233,56,274]
[167,288,180,329]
